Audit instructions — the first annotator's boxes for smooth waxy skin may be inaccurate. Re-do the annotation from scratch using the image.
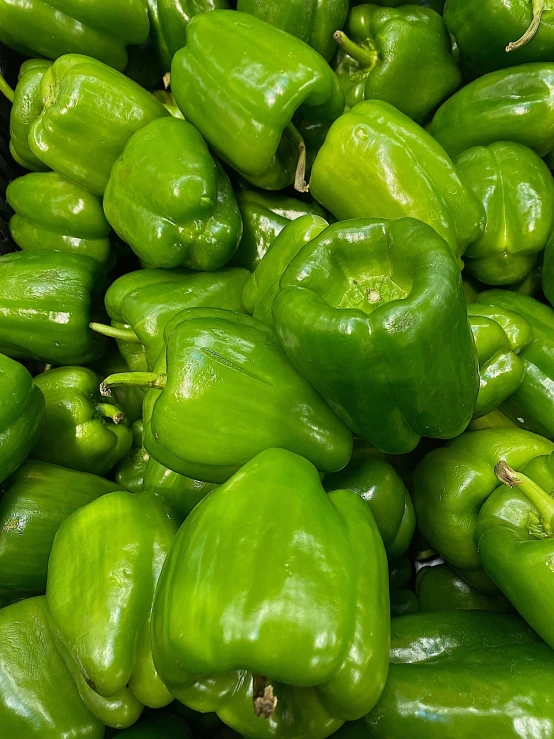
[237,0,349,61]
[7,172,111,263]
[0,597,104,738]
[273,218,479,454]
[456,142,554,285]
[152,449,390,738]
[0,251,105,365]
[335,4,460,121]
[171,11,345,189]
[415,563,514,612]
[9,59,51,170]
[310,101,484,256]
[431,63,554,158]
[0,461,117,600]
[0,353,44,485]
[29,54,169,195]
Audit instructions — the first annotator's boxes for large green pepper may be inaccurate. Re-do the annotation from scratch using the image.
[29,54,169,195]
[430,63,554,158]
[7,172,112,263]
[455,142,554,285]
[47,491,179,728]
[8,59,51,171]
[273,218,479,454]
[415,563,514,612]
[0,596,104,738]
[103,117,242,270]
[310,101,484,256]
[152,448,390,738]
[171,10,344,190]
[236,0,349,61]
[0,0,149,70]
[0,460,117,601]
[0,353,44,485]
[101,308,352,482]
[334,4,460,121]
[0,250,106,365]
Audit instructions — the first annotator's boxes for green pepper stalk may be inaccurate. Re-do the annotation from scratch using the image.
[333,30,380,71]
[506,0,545,52]
[495,459,554,535]
[100,372,167,396]
[89,322,141,343]
[0,73,14,103]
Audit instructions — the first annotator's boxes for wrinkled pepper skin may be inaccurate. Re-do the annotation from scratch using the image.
[0,251,106,365]
[273,218,479,454]
[431,63,554,158]
[104,118,242,270]
[0,0,149,70]
[9,59,51,171]
[232,187,327,271]
[152,449,390,738]
[445,0,554,75]
[0,596,104,739]
[171,11,345,189]
[31,366,133,475]
[415,563,514,613]
[476,290,554,439]
[310,101,484,256]
[29,54,169,195]
[0,353,44,485]
[0,460,117,601]
[334,4,460,121]
[412,428,554,592]
[47,491,179,727]
[456,142,554,285]
[237,0,349,61]
[323,441,416,560]
[7,172,112,263]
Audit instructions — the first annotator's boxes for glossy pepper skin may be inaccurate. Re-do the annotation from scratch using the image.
[47,491,179,728]
[334,4,460,121]
[7,172,111,263]
[9,59,51,170]
[152,449,390,739]
[413,428,554,592]
[29,54,169,195]
[310,101,484,257]
[0,460,117,601]
[323,441,416,561]
[0,597,104,738]
[0,251,106,365]
[104,118,242,270]
[237,0,349,61]
[273,218,479,454]
[455,142,554,285]
[415,563,514,613]
[431,63,554,158]
[0,0,149,70]
[0,353,44,485]
[171,11,345,190]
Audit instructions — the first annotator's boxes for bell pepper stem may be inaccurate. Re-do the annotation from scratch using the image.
[95,402,125,424]
[286,123,309,194]
[333,30,380,69]
[495,460,554,535]
[0,73,14,104]
[100,372,167,397]
[252,674,277,719]
[89,322,141,343]
[506,0,545,52]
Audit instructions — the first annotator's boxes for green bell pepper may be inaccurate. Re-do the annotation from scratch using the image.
[103,117,242,270]
[310,101,484,256]
[0,460,117,601]
[115,420,149,494]
[273,218,479,454]
[542,230,554,305]
[415,563,514,613]
[353,0,445,8]
[334,4,460,121]
[7,172,112,263]
[0,596,104,738]
[431,63,554,158]
[412,427,554,592]
[323,440,416,560]
[232,187,327,271]
[8,59,51,171]
[0,0,149,70]
[455,142,554,285]
[29,54,169,195]
[468,407,520,431]
[101,308,352,483]
[0,250,106,365]
[152,448,390,738]
[47,491,179,727]
[0,352,44,485]
[171,10,345,190]
[236,0,349,61]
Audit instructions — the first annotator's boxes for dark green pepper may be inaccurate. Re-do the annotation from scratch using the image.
[415,563,514,612]
[542,230,554,305]
[115,420,149,495]
[8,59,51,171]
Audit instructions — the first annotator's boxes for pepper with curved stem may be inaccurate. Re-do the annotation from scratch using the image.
[507,0,546,51]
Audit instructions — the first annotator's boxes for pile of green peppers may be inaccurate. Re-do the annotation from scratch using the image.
[2,1,554,737]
